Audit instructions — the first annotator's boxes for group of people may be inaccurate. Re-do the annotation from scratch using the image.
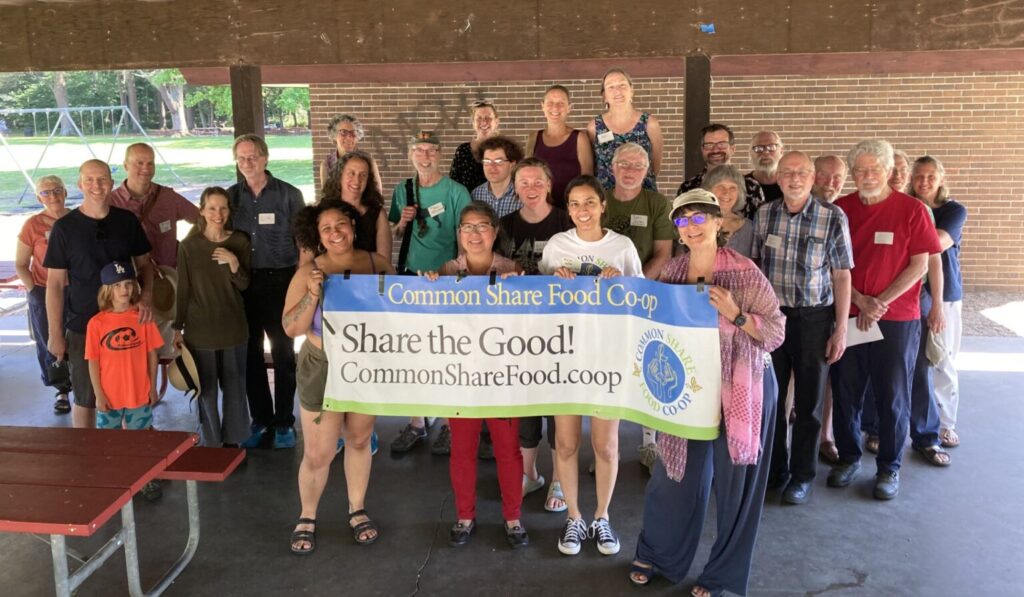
[13,67,967,596]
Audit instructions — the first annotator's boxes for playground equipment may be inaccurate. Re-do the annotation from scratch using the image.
[0,106,185,204]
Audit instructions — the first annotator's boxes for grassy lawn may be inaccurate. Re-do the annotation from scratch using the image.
[0,134,313,211]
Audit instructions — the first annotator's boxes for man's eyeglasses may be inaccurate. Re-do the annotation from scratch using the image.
[672,214,708,228]
[701,141,732,151]
[614,161,648,171]
[482,158,509,166]
[37,188,65,198]
[235,155,264,164]
[778,169,814,180]
[459,223,495,234]
[752,144,780,154]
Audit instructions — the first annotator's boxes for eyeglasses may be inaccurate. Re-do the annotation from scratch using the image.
[778,169,814,179]
[336,130,358,139]
[482,158,510,166]
[752,144,780,154]
[38,188,65,198]
[852,166,886,177]
[412,147,439,156]
[672,214,708,227]
[459,222,495,234]
[614,161,648,171]
[701,141,732,151]
[235,155,264,164]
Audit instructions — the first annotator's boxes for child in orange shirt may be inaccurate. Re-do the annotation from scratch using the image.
[86,260,164,499]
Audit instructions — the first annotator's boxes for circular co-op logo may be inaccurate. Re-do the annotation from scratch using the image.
[633,329,700,417]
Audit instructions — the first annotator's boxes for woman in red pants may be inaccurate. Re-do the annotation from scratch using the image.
[424,200,529,549]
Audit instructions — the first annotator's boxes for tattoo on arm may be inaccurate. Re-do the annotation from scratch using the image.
[283,292,315,327]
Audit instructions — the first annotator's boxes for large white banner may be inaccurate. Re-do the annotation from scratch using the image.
[322,275,722,439]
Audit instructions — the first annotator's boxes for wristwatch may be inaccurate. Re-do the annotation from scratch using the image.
[732,312,747,327]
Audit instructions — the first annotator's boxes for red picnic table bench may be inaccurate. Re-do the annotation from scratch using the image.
[0,426,244,597]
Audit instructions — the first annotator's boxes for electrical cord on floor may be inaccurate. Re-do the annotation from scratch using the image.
[408,490,451,597]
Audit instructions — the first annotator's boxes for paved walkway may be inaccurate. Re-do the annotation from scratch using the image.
[0,310,1020,596]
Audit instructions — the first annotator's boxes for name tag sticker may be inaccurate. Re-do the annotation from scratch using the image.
[427,203,446,218]
[874,231,894,245]
[534,240,548,253]
[765,234,783,249]
[597,131,614,144]
[258,213,276,225]
[630,214,649,227]
[159,220,172,233]
[45,231,50,241]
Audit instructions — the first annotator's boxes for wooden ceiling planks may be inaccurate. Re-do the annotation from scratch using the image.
[2,0,1024,72]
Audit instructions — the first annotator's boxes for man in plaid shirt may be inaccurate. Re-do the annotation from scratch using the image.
[751,151,854,505]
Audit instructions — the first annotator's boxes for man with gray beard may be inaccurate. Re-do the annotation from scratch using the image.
[813,155,847,203]
[748,131,784,202]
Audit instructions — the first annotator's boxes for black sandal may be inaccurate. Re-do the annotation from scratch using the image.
[53,394,71,415]
[348,509,378,545]
[290,518,316,555]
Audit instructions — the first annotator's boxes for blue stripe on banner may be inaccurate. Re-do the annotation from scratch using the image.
[324,275,718,328]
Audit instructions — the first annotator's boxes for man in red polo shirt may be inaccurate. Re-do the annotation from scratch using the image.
[827,139,941,501]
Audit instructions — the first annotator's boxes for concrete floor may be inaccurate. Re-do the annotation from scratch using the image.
[1,308,1021,597]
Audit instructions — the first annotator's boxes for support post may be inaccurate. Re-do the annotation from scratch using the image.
[229,65,264,140]
[684,55,711,180]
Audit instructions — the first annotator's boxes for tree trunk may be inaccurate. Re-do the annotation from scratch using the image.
[50,72,74,136]
[122,71,140,126]
[155,84,190,135]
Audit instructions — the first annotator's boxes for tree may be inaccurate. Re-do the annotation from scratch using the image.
[49,72,73,135]
[273,87,310,128]
[136,69,190,135]
[120,70,140,125]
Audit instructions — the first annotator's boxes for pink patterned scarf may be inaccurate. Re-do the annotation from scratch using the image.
[657,248,786,482]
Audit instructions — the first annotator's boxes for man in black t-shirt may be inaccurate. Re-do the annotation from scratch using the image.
[44,159,153,428]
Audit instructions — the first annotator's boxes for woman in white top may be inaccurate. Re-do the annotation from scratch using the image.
[539,174,642,558]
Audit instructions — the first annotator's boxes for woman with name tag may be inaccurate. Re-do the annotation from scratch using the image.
[450,100,502,192]
[320,150,392,263]
[587,68,663,191]
[283,199,395,555]
[423,201,529,549]
[496,157,574,513]
[539,174,643,557]
[629,189,785,597]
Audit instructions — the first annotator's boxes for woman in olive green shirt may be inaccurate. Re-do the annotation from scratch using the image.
[173,186,251,447]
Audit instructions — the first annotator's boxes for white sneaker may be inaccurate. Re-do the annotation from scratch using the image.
[557,518,588,555]
[589,518,620,555]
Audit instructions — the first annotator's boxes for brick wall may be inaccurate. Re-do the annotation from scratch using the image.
[310,71,1024,291]
[308,77,686,199]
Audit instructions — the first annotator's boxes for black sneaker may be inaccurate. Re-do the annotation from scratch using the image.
[390,424,427,454]
[873,470,900,500]
[141,480,163,502]
[431,425,452,456]
[827,461,861,488]
[557,518,588,555]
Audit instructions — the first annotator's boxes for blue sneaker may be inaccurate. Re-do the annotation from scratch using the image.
[336,432,378,456]
[273,426,296,449]
[241,424,268,449]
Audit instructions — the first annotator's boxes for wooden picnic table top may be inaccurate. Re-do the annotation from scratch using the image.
[0,426,196,467]
[0,427,198,538]
[0,483,131,537]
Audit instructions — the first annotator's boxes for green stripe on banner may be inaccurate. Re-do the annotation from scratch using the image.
[321,398,720,441]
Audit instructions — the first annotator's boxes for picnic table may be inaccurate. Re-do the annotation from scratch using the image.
[0,426,243,597]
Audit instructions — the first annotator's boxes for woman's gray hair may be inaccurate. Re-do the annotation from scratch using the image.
[327,114,365,141]
[35,174,65,190]
[847,139,894,172]
[701,164,747,216]
[893,148,911,167]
